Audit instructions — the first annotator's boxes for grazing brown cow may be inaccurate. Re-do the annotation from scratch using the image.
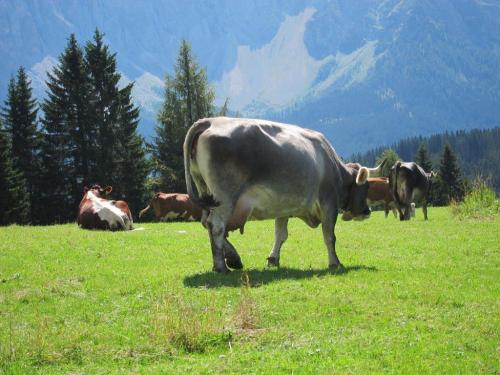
[138,193,202,221]
[367,177,398,218]
[77,185,134,230]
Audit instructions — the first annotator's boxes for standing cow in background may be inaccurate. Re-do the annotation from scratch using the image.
[139,193,202,221]
[77,185,134,230]
[367,177,398,218]
[184,117,384,273]
[389,161,436,220]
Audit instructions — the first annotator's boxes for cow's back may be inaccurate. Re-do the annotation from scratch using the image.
[152,193,202,221]
[190,117,342,227]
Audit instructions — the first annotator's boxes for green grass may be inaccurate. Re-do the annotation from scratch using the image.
[452,179,500,220]
[0,208,498,374]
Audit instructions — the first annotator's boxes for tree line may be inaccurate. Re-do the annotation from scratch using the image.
[351,127,500,205]
[0,31,220,225]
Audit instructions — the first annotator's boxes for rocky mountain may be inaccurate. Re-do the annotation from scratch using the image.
[1,0,499,155]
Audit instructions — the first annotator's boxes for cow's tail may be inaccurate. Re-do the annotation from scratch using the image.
[183,120,219,209]
[391,161,403,206]
[138,205,150,218]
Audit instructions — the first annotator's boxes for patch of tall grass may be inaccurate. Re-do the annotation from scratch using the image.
[150,274,261,354]
[451,177,499,219]
[150,293,231,354]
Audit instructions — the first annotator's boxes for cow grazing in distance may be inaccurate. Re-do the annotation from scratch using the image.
[367,177,398,218]
[389,161,436,220]
[139,193,202,221]
[77,185,134,230]
[183,117,385,273]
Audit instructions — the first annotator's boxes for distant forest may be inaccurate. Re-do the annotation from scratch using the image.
[350,127,500,193]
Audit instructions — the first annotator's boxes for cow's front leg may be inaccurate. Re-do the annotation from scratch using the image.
[206,210,231,273]
[223,237,243,269]
[267,217,288,267]
[402,205,411,220]
[322,213,343,270]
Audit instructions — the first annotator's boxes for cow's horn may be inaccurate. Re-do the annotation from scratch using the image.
[366,159,386,174]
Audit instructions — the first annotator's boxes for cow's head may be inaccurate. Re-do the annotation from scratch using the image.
[427,171,438,180]
[342,161,385,221]
[83,185,113,198]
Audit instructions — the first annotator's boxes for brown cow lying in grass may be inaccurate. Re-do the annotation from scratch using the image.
[139,192,202,221]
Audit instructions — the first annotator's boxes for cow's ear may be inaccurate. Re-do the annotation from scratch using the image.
[356,167,369,185]
[104,186,113,194]
[83,186,89,193]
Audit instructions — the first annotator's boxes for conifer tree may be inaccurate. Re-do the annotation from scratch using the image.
[85,29,121,186]
[218,98,229,116]
[1,67,40,222]
[0,119,29,225]
[151,39,215,192]
[416,142,432,172]
[40,34,90,223]
[435,144,465,205]
[114,83,149,215]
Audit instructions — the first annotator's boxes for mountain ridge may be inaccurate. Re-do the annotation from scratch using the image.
[1,0,499,155]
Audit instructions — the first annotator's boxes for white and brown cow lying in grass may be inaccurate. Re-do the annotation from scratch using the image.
[77,185,133,230]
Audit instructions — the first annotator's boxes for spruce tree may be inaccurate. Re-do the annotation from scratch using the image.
[1,67,40,222]
[114,83,149,216]
[40,34,90,223]
[218,98,229,116]
[0,119,30,225]
[151,39,215,192]
[416,142,432,172]
[435,144,465,205]
[85,29,121,186]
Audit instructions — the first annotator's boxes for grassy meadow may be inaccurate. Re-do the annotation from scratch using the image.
[0,207,498,374]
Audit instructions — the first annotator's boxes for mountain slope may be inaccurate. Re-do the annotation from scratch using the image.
[1,0,499,155]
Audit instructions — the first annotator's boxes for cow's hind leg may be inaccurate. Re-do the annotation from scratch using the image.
[422,201,428,220]
[267,217,289,267]
[322,211,343,270]
[206,207,233,273]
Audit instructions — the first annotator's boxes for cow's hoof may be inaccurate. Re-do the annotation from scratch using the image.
[267,257,280,267]
[213,265,231,274]
[225,256,243,270]
[329,263,344,272]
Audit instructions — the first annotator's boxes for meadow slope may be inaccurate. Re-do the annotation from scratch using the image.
[0,208,498,374]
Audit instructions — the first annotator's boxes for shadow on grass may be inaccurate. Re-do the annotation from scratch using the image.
[183,265,377,288]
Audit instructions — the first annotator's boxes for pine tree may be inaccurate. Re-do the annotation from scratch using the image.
[40,34,90,223]
[151,39,215,192]
[1,67,40,222]
[416,142,432,172]
[0,119,29,225]
[218,98,229,116]
[114,83,149,216]
[376,149,400,177]
[435,144,465,205]
[85,29,121,186]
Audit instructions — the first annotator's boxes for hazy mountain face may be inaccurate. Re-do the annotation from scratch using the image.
[1,0,499,155]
